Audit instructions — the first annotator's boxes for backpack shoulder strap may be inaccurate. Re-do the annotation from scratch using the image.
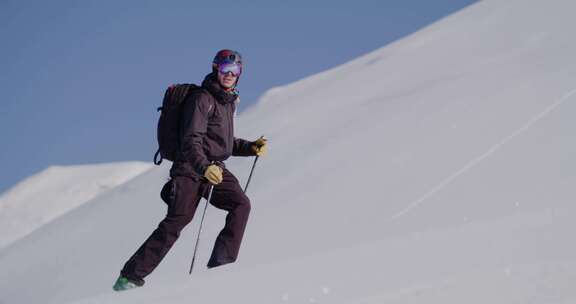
[188,86,216,118]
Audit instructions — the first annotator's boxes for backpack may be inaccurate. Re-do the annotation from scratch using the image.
[153,84,201,165]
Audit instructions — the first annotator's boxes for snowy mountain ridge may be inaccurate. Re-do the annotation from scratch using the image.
[2,0,576,303]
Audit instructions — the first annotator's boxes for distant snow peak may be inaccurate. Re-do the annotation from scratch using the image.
[0,161,152,249]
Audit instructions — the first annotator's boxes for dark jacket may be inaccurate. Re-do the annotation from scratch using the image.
[170,73,254,180]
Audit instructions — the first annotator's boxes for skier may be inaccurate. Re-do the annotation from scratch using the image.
[113,49,268,291]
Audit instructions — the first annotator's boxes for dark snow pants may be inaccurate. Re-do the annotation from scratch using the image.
[120,168,251,282]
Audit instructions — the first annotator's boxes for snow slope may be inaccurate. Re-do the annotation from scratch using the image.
[2,0,576,303]
[0,162,152,249]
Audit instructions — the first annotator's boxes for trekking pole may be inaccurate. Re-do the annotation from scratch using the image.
[189,181,215,274]
[244,135,264,193]
[243,156,259,193]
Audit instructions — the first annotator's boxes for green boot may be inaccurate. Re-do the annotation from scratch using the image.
[113,276,143,291]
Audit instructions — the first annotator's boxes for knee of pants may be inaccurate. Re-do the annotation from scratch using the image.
[237,196,251,215]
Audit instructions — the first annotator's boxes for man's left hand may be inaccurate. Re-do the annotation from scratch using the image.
[251,136,268,156]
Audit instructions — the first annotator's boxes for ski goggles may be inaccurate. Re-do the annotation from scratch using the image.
[216,62,242,76]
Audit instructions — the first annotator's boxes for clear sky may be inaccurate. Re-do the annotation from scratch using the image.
[0,0,477,194]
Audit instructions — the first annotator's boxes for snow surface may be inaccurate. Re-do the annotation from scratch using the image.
[2,0,576,303]
[0,162,153,249]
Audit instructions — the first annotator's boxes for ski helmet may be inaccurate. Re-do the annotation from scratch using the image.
[213,49,242,65]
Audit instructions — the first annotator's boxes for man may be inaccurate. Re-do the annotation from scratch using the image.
[113,49,267,291]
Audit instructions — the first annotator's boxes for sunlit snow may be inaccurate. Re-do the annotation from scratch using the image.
[1,0,576,303]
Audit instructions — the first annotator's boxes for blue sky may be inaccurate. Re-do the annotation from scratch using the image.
[0,0,477,194]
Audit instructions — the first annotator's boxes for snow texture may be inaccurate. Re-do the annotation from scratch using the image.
[2,0,576,303]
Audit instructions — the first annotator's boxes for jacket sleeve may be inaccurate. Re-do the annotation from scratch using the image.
[232,137,255,156]
[179,92,212,175]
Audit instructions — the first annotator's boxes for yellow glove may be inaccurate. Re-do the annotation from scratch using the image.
[204,164,223,185]
[251,136,268,156]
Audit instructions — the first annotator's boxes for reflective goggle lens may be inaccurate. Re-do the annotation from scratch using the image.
[217,63,242,76]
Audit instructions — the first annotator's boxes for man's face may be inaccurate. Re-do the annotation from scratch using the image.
[217,71,238,90]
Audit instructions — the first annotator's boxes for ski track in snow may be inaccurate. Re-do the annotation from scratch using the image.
[388,86,576,221]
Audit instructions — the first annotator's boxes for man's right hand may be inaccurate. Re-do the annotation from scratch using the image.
[204,164,223,185]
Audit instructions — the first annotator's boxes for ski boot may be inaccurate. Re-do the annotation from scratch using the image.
[112,275,144,291]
